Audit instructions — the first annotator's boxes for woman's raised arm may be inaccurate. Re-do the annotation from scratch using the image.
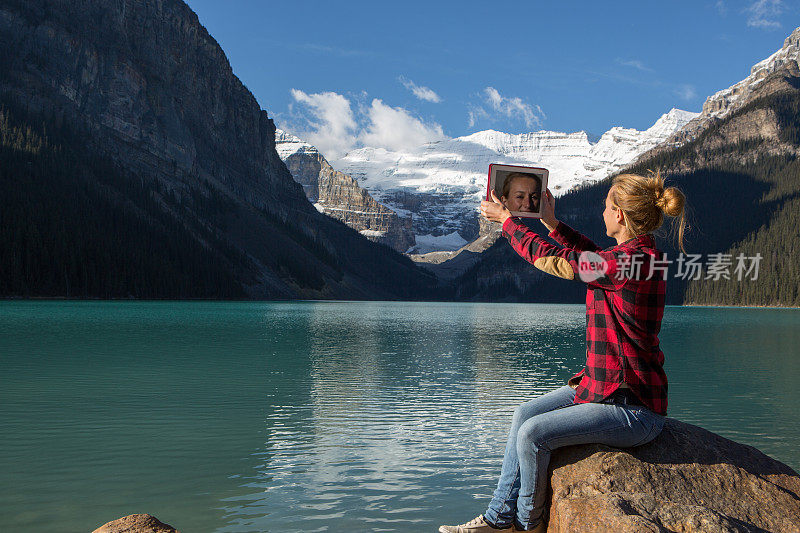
[481,188,602,253]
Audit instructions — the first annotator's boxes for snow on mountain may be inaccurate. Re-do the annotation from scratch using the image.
[703,26,800,121]
[414,232,468,254]
[663,27,800,150]
[330,108,697,249]
[275,129,317,160]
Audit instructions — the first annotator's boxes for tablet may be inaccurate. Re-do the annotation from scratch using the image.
[487,164,549,219]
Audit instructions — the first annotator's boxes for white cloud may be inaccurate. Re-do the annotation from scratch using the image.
[716,0,727,15]
[615,58,654,72]
[745,0,783,28]
[467,105,490,128]
[399,76,442,103]
[288,89,358,160]
[284,90,447,158]
[482,87,545,129]
[485,87,503,108]
[674,84,698,101]
[359,99,446,151]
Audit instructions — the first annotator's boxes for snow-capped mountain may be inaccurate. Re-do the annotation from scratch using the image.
[705,26,799,119]
[275,129,322,200]
[330,108,697,252]
[275,128,316,159]
[667,26,800,146]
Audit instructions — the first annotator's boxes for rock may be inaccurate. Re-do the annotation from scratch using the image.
[546,418,800,532]
[0,0,309,213]
[92,514,178,533]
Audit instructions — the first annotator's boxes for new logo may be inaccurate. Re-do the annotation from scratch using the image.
[578,251,608,283]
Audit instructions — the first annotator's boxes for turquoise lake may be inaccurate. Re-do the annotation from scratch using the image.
[2,301,799,532]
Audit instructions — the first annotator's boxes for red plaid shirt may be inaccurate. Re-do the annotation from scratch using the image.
[502,217,668,415]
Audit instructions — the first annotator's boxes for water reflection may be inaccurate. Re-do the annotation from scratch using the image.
[221,303,589,532]
[220,303,800,532]
[2,302,798,533]
[661,306,800,449]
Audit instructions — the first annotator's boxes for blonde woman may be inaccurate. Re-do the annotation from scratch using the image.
[440,172,686,533]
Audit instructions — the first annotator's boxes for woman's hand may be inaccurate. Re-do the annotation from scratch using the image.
[540,188,559,233]
[481,190,512,225]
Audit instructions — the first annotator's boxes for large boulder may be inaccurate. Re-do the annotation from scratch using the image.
[547,418,800,532]
[92,514,178,533]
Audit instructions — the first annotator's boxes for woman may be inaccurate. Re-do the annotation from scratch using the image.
[501,172,542,214]
[439,172,686,533]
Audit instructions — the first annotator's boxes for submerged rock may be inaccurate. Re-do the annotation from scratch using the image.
[547,418,800,532]
[92,514,178,533]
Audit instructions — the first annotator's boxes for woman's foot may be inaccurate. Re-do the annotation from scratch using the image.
[438,515,513,533]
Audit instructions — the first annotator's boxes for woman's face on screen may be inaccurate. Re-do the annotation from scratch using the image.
[502,176,541,213]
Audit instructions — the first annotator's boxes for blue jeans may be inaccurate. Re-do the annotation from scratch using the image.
[483,385,665,530]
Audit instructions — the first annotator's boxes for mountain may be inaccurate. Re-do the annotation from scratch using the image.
[275,129,414,252]
[655,26,800,152]
[0,0,434,299]
[441,32,800,307]
[330,109,697,253]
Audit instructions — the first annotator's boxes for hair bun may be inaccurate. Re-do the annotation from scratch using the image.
[654,189,666,208]
[659,186,685,217]
[612,170,688,253]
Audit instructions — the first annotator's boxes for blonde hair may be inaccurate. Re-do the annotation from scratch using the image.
[610,171,687,253]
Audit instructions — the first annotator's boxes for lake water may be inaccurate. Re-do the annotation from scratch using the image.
[2,301,799,532]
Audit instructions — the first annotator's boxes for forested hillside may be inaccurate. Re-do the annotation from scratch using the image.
[0,0,435,300]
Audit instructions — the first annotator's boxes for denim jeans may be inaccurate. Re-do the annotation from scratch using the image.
[483,385,665,530]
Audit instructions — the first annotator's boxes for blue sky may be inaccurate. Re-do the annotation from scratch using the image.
[186,0,798,159]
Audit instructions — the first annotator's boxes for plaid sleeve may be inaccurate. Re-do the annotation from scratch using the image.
[502,216,627,290]
[548,221,602,252]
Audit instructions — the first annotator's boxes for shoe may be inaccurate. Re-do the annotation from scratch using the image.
[438,515,513,533]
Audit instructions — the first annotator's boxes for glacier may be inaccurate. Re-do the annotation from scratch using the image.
[328,108,698,248]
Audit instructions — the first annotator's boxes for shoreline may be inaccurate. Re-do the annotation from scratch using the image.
[681,302,800,310]
[2,297,800,309]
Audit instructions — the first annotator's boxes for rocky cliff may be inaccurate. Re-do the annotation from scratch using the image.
[275,129,323,200]
[0,0,304,212]
[0,0,433,299]
[276,129,415,252]
[636,61,800,176]
[652,26,800,154]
